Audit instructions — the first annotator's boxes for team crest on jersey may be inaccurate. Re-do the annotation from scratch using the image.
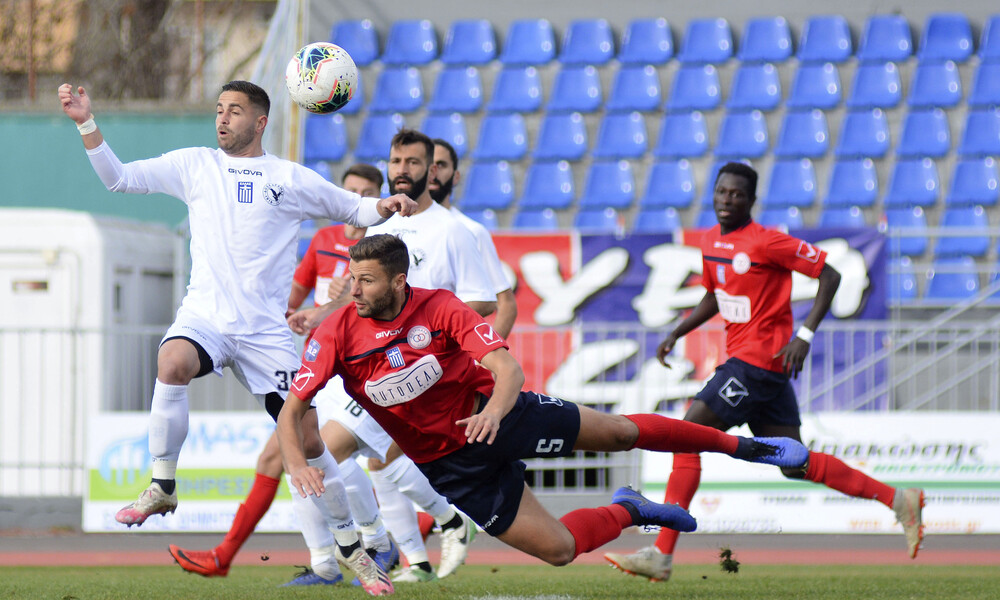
[304,339,321,362]
[263,183,285,206]
[718,376,749,407]
[407,326,431,349]
[291,365,316,393]
[410,248,427,270]
[475,323,502,346]
[796,241,820,263]
[732,252,751,274]
[386,346,405,368]
[237,181,253,203]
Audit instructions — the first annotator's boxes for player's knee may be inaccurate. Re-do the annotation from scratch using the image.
[539,545,575,566]
[157,359,195,385]
[609,415,639,450]
[368,456,389,472]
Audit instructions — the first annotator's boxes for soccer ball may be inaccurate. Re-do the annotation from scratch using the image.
[285,42,358,114]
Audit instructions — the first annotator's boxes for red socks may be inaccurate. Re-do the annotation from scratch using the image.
[214,473,280,566]
[655,453,702,554]
[559,504,633,559]
[805,452,896,508]
[625,414,739,454]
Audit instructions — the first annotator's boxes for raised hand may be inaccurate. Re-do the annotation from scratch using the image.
[57,83,93,124]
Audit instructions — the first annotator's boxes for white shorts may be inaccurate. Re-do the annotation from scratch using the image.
[314,377,393,462]
[162,307,300,403]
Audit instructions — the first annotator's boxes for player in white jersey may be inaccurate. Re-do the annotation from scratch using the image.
[429,138,517,339]
[59,80,416,595]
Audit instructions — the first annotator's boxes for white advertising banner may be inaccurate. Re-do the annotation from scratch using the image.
[641,412,1000,534]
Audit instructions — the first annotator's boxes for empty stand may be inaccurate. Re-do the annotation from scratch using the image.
[856,14,912,62]
[886,206,929,256]
[797,15,853,63]
[925,256,980,301]
[513,208,560,230]
[381,19,438,65]
[427,66,483,114]
[959,109,1000,156]
[846,62,902,109]
[368,67,424,114]
[547,65,603,113]
[758,206,804,230]
[825,158,879,208]
[574,207,621,233]
[461,208,499,231]
[979,15,1000,61]
[354,113,405,163]
[726,63,782,111]
[634,206,682,233]
[303,113,347,163]
[917,13,974,63]
[618,17,674,65]
[896,109,951,158]
[819,205,868,228]
[907,61,962,108]
[654,111,709,158]
[666,64,721,111]
[606,65,662,113]
[473,113,528,160]
[533,112,589,161]
[440,19,497,65]
[884,158,941,208]
[715,110,769,158]
[737,16,792,63]
[765,159,817,208]
[640,159,696,209]
[459,161,515,211]
[786,62,842,109]
[934,206,990,257]
[330,19,379,66]
[519,161,576,210]
[421,113,469,158]
[774,109,829,158]
[835,109,890,159]
[560,18,615,65]
[946,157,1000,207]
[888,257,918,304]
[592,112,648,159]
[677,18,733,64]
[968,62,1000,108]
[579,160,636,209]
[487,66,542,113]
[499,19,556,65]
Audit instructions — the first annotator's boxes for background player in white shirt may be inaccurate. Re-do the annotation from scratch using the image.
[429,138,517,338]
[58,80,416,595]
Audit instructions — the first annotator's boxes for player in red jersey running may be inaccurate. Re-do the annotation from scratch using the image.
[275,233,813,568]
[605,162,924,583]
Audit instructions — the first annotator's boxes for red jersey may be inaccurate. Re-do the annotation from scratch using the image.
[699,221,826,373]
[293,225,358,306]
[292,286,508,463]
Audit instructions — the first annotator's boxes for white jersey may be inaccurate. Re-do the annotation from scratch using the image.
[365,201,495,302]
[89,144,385,334]
[450,206,511,295]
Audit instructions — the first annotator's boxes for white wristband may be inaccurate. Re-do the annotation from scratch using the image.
[77,117,97,135]
[796,326,814,344]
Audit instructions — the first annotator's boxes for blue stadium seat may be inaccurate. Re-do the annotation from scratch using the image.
[786,62,841,109]
[487,66,542,113]
[774,110,829,158]
[640,159,696,209]
[459,161,515,211]
[979,15,1000,61]
[935,205,990,257]
[440,19,496,65]
[499,19,556,65]
[329,19,379,66]
[908,61,962,108]
[947,157,1000,207]
[579,160,636,209]
[303,113,347,163]
[354,113,405,162]
[533,112,588,161]
[513,208,559,230]
[886,206,929,256]
[427,66,483,114]
[338,69,364,115]
[677,18,733,64]
[368,67,424,113]
[968,62,1000,108]
[819,205,868,228]
[726,63,782,111]
[421,113,468,159]
[695,208,719,228]
[958,109,1000,156]
[574,207,622,233]
[846,62,902,109]
[917,13,974,63]
[666,64,721,111]
[381,20,438,65]
[925,256,980,301]
[606,65,662,112]
[836,109,890,159]
[634,206,683,233]
[473,113,527,160]
[856,14,912,62]
[766,159,817,208]
[737,16,792,63]
[519,161,575,209]
[592,112,648,159]
[758,206,804,231]
[825,158,879,208]
[303,161,333,183]
[560,18,615,65]
[547,65,602,113]
[461,208,499,231]
[653,111,708,158]
[896,109,951,158]
[888,257,918,304]
[715,110,769,159]
[797,15,852,63]
[619,17,674,65]
[884,158,940,208]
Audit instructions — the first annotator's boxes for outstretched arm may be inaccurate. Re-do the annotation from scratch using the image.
[656,291,720,366]
[275,391,324,497]
[58,84,103,150]
[774,263,841,378]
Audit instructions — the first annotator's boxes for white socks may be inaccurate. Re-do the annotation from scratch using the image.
[339,457,390,552]
[148,379,189,478]
[380,454,456,523]
[305,448,359,548]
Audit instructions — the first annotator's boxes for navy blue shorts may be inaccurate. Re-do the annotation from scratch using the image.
[415,391,580,536]
[696,357,801,429]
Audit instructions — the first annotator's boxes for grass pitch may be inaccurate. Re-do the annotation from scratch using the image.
[2,563,999,600]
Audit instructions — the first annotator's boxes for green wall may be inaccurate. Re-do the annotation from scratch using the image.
[1,114,216,227]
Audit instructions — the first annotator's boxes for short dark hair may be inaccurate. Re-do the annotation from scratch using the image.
[349,234,410,279]
[433,138,458,169]
[342,163,384,189]
[715,162,758,199]
[221,80,270,116]
[391,128,434,163]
